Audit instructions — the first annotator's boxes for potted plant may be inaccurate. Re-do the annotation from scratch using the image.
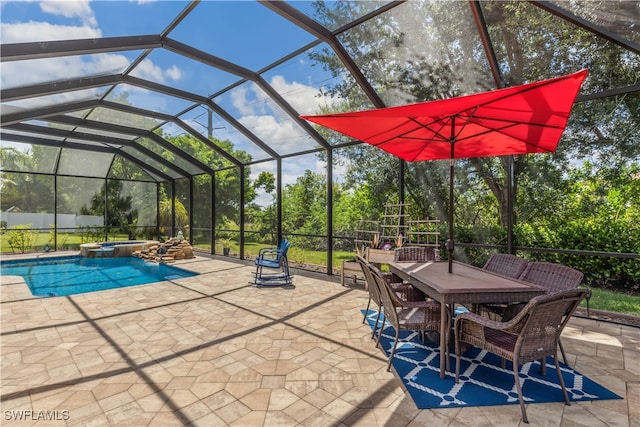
[218,238,233,256]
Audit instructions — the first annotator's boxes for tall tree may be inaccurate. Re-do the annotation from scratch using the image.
[309,1,639,237]
[80,180,137,231]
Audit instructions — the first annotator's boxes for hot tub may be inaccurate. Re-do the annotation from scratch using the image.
[80,240,159,258]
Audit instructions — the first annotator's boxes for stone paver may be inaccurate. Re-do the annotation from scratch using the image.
[1,254,637,426]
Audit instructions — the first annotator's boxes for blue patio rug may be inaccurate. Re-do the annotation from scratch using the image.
[363,309,621,409]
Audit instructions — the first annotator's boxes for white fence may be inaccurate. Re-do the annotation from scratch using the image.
[0,212,103,230]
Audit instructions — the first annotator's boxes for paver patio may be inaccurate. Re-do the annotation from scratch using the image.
[1,254,638,426]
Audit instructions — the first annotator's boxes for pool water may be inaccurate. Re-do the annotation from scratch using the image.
[0,256,198,297]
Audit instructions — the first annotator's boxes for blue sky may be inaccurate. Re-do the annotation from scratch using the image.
[1,1,352,194]
[0,1,321,88]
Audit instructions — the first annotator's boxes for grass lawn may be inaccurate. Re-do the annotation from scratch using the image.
[585,287,640,317]
[0,232,143,253]
[1,232,82,253]
[206,242,354,267]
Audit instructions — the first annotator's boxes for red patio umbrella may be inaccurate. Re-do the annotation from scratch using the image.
[301,69,588,272]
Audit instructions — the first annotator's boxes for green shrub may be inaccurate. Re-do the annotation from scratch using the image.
[6,224,37,253]
[515,221,639,294]
[77,225,103,243]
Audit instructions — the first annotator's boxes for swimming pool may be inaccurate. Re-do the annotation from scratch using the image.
[0,256,198,297]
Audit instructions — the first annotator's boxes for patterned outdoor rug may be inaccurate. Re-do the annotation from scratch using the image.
[363,309,621,409]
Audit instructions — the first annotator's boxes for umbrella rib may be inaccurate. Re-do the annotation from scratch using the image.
[367,111,567,158]
[466,117,567,129]
[449,105,565,139]
[370,116,451,145]
[442,72,581,143]
[407,116,451,141]
[406,116,454,162]
[367,119,440,147]
[455,119,566,149]
[448,103,569,153]
[459,75,577,109]
[403,115,461,162]
[368,117,452,162]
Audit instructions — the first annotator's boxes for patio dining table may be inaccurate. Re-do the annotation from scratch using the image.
[388,260,546,379]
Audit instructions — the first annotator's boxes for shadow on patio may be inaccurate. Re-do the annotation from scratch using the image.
[1,255,637,426]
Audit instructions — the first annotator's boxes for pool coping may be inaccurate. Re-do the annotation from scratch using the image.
[0,253,81,266]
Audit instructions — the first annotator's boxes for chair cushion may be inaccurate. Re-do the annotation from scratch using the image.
[256,258,281,268]
[483,328,517,357]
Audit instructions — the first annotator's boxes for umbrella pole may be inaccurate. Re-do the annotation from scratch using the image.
[447,128,455,273]
[447,157,454,273]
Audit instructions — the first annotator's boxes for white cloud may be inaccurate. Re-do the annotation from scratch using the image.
[205,76,342,206]
[319,157,348,183]
[238,114,307,155]
[165,65,182,81]
[0,20,101,43]
[226,77,341,158]
[40,0,97,27]
[231,85,254,116]
[241,78,329,119]
[129,59,183,85]
[232,72,344,202]
[132,59,166,82]
[230,76,340,119]
[238,114,280,139]
[221,76,343,164]
[1,53,129,90]
[268,75,338,115]
[1,1,98,43]
[3,86,102,110]
[84,53,131,75]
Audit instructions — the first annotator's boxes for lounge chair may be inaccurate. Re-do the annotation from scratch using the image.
[252,239,293,287]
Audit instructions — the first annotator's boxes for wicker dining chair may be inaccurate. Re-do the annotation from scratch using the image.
[512,261,588,365]
[394,246,441,263]
[454,288,590,424]
[370,263,446,371]
[518,261,584,294]
[357,254,436,340]
[477,253,530,318]
[356,255,385,339]
[391,246,441,301]
[483,253,529,278]
[360,246,435,303]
